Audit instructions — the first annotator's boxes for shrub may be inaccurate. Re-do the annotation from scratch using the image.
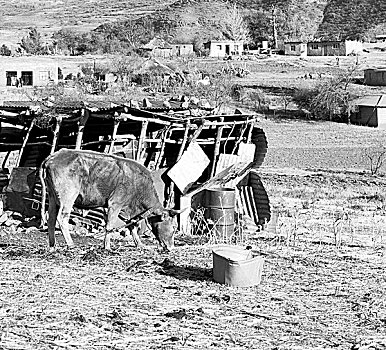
[364,145,386,175]
[0,44,11,56]
[293,66,359,121]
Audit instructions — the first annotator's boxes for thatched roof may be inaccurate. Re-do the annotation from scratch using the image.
[136,58,177,75]
[140,38,172,50]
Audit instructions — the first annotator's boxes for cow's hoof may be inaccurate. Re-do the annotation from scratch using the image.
[48,246,57,254]
[104,248,119,255]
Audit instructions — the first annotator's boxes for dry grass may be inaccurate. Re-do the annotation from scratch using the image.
[0,219,385,350]
[2,164,386,350]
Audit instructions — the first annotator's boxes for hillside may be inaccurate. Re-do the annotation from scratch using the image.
[316,0,386,40]
[0,0,384,48]
[0,0,174,46]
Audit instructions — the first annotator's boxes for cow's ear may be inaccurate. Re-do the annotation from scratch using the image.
[153,208,168,220]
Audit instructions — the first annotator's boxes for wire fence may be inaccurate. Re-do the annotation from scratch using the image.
[189,206,386,249]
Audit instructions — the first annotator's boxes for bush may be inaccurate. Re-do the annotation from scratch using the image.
[293,67,358,122]
[0,44,11,56]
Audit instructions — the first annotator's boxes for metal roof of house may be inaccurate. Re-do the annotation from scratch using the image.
[364,67,386,72]
[356,95,386,107]
[205,40,244,44]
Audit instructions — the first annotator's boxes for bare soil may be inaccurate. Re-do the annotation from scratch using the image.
[1,116,386,349]
[1,26,386,350]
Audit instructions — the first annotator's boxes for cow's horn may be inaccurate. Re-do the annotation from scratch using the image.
[167,207,188,216]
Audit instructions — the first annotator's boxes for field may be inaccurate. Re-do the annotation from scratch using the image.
[1,33,386,350]
[1,116,386,350]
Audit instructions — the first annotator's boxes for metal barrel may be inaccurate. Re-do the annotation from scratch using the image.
[204,187,235,241]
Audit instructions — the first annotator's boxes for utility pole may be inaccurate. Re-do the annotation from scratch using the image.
[272,5,278,50]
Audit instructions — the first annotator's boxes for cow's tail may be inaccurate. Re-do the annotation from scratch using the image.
[39,159,48,228]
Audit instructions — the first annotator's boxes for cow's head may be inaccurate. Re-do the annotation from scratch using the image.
[148,208,183,251]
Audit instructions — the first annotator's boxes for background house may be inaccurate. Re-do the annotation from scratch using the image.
[204,40,243,58]
[139,38,173,58]
[172,44,194,57]
[351,95,386,128]
[364,68,386,86]
[284,42,307,56]
[375,34,386,42]
[0,57,59,88]
[307,40,363,56]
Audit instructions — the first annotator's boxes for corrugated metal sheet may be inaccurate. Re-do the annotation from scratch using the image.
[355,95,386,107]
[251,127,268,169]
[236,169,270,226]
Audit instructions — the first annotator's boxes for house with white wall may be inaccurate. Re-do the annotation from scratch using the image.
[307,40,363,56]
[204,40,243,58]
[0,56,59,88]
[284,42,307,56]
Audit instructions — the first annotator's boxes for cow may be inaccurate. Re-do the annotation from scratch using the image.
[39,149,181,252]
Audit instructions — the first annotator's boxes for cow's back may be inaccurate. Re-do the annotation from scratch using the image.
[44,149,161,212]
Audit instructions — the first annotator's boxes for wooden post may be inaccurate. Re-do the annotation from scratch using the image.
[246,118,253,144]
[232,121,249,154]
[136,119,148,161]
[75,108,90,150]
[154,125,172,170]
[16,119,35,167]
[176,120,191,161]
[210,117,224,178]
[50,115,62,155]
[108,119,120,154]
[188,120,205,144]
[166,120,191,208]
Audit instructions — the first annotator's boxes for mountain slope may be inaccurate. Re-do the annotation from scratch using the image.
[316,0,386,40]
[0,0,384,48]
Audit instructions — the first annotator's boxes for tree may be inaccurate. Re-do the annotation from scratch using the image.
[221,3,251,43]
[246,10,272,46]
[52,29,81,55]
[20,28,46,54]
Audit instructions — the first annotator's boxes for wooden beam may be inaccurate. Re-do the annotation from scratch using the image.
[75,108,90,150]
[108,119,121,154]
[119,112,180,126]
[210,117,224,178]
[15,119,35,167]
[50,115,62,155]
[166,120,191,208]
[232,121,249,154]
[154,125,172,170]
[136,119,149,161]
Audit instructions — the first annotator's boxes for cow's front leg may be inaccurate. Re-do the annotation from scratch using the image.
[104,229,113,251]
[104,205,122,251]
[130,223,144,248]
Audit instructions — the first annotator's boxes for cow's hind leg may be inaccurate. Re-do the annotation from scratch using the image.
[47,192,59,251]
[57,196,77,248]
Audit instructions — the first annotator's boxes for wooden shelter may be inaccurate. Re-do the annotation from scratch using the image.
[351,95,386,128]
[0,98,269,233]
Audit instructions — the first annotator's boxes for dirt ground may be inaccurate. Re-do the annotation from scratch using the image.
[2,47,386,350]
[1,116,386,350]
